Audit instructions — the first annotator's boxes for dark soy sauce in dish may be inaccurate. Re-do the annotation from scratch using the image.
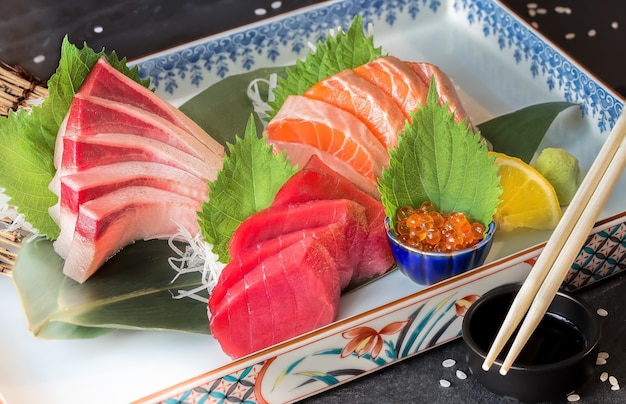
[471,297,587,366]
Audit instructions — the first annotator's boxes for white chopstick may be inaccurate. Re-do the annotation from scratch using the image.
[483,107,626,375]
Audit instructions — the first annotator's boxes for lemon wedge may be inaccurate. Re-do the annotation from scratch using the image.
[491,152,562,232]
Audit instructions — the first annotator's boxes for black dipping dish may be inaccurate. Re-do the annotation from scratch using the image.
[462,284,601,402]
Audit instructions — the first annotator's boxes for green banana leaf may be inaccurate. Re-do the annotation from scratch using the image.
[12,238,210,339]
[10,66,578,340]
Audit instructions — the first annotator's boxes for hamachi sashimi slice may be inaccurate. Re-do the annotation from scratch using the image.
[405,61,473,126]
[209,222,351,316]
[264,95,388,181]
[78,58,224,154]
[210,238,340,359]
[268,139,379,198]
[63,94,214,161]
[304,69,407,148]
[228,198,368,263]
[60,186,200,283]
[273,156,394,283]
[55,133,218,181]
[50,162,208,258]
[353,56,429,121]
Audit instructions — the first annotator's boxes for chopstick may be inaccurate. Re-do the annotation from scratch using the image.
[483,108,626,375]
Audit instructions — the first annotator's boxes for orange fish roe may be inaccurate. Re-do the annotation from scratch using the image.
[395,202,486,252]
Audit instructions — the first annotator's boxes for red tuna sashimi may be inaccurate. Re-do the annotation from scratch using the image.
[353,56,429,121]
[60,186,200,283]
[51,162,208,258]
[304,69,407,148]
[273,156,394,283]
[55,133,218,181]
[268,140,379,198]
[209,222,351,316]
[405,61,473,126]
[228,198,368,263]
[264,95,388,181]
[210,238,340,358]
[63,94,219,162]
[79,58,223,153]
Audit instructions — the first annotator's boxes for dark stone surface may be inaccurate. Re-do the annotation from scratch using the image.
[2,1,624,403]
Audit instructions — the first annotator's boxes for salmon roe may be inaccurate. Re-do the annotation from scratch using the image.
[395,202,486,253]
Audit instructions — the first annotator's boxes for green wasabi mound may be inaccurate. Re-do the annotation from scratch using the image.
[534,148,582,206]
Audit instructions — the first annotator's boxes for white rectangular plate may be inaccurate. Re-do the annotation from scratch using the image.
[1,0,625,403]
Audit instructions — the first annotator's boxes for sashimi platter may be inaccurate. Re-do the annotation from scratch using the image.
[1,0,626,403]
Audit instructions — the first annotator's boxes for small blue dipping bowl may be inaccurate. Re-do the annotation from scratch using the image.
[385,218,496,286]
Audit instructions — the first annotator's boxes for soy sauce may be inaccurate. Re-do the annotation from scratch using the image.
[510,313,586,365]
[471,300,587,366]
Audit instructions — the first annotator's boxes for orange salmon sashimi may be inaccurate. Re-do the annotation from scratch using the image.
[405,61,473,127]
[304,69,407,148]
[265,95,388,181]
[353,56,429,121]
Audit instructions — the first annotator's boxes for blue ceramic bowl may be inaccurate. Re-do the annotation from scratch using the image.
[385,218,496,286]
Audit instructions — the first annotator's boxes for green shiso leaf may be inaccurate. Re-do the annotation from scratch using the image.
[0,36,149,239]
[379,78,502,227]
[267,14,382,119]
[198,115,297,263]
[478,102,578,163]
[12,238,209,338]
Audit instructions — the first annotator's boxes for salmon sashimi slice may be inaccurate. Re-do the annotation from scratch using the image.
[304,69,407,148]
[264,95,388,181]
[353,56,429,121]
[405,61,473,126]
[79,58,224,155]
[210,238,340,359]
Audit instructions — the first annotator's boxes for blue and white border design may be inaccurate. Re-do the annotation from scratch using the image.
[134,0,622,133]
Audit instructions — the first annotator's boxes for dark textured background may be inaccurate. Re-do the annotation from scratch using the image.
[1,1,624,403]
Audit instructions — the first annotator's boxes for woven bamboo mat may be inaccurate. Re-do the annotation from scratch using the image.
[0,61,45,275]
[0,60,48,117]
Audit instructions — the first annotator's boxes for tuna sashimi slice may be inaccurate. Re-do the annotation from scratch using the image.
[60,186,200,283]
[63,93,220,162]
[268,140,379,198]
[273,156,394,283]
[228,198,368,264]
[79,58,223,153]
[304,69,407,148]
[353,56,429,121]
[209,222,351,315]
[210,238,340,358]
[51,162,208,258]
[264,95,388,181]
[405,61,473,126]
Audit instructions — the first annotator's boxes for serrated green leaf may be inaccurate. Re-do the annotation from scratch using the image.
[0,37,149,239]
[198,115,297,263]
[379,78,501,227]
[267,15,382,119]
[478,102,578,163]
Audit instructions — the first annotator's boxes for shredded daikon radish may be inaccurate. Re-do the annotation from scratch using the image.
[167,222,225,305]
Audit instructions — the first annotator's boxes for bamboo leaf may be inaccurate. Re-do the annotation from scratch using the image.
[12,238,210,338]
[179,66,287,145]
[478,102,578,163]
